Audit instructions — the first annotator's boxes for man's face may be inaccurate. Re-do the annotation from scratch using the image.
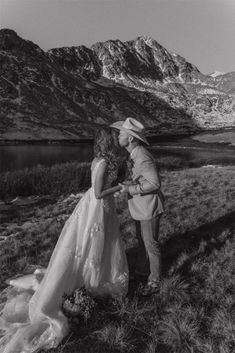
[118,130,130,147]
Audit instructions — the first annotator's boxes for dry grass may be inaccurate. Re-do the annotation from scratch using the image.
[0,165,235,352]
[1,154,232,201]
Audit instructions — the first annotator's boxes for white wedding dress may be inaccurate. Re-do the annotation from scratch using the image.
[0,159,128,353]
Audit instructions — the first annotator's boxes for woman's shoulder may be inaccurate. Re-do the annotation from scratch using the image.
[92,157,107,164]
[91,157,107,170]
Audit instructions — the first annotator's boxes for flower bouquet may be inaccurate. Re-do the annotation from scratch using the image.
[62,287,96,323]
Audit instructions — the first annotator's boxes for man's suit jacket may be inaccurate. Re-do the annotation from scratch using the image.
[127,145,164,221]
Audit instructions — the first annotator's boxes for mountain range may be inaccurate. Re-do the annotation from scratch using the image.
[0,28,235,140]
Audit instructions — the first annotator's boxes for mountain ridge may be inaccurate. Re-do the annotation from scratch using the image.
[1,29,235,140]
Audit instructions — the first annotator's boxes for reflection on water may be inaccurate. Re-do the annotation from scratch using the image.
[192,130,235,146]
[151,145,235,166]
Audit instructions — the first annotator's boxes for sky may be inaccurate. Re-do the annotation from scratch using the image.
[1,0,235,74]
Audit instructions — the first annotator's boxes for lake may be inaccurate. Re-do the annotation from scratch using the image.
[192,129,235,146]
[1,129,235,173]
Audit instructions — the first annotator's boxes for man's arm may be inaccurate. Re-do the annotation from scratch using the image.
[122,158,161,196]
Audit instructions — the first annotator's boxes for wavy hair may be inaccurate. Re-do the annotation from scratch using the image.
[93,127,120,182]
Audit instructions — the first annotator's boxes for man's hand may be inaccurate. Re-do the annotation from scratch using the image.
[118,183,129,193]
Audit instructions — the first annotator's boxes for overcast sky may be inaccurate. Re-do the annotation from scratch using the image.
[1,0,235,74]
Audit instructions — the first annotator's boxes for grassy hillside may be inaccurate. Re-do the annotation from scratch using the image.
[0,166,235,352]
[2,153,234,200]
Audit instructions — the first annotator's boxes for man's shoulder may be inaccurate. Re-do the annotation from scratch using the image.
[135,145,154,162]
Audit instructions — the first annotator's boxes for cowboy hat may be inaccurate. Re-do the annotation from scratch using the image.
[110,118,149,145]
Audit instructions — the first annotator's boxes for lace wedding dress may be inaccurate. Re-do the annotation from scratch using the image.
[0,159,128,353]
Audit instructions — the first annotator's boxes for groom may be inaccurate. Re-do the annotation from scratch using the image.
[110,118,164,296]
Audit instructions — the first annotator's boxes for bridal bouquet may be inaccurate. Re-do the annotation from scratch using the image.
[62,287,96,322]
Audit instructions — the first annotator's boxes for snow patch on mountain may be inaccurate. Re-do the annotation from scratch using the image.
[199,88,226,95]
[209,71,226,78]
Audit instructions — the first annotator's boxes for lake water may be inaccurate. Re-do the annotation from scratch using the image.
[1,130,235,173]
[192,129,235,146]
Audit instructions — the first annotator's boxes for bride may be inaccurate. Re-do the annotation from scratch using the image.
[0,127,129,353]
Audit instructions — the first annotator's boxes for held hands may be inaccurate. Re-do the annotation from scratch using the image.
[118,183,129,193]
[114,182,131,197]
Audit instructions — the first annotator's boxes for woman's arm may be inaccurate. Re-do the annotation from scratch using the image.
[94,160,122,199]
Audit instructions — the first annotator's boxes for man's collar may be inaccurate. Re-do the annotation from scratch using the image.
[130,145,140,160]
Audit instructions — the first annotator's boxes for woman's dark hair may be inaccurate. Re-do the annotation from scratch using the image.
[93,126,129,184]
[93,127,120,182]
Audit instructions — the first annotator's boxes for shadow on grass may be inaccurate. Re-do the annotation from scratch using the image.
[162,210,235,277]
[125,210,235,295]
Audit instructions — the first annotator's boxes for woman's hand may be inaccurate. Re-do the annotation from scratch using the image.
[118,183,129,193]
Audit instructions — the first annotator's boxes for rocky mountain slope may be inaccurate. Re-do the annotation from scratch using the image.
[0,29,235,140]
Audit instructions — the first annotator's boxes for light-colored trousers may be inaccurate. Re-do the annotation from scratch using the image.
[135,215,161,283]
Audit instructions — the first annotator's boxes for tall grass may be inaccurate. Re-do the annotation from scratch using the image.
[0,162,91,200]
[0,154,232,201]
